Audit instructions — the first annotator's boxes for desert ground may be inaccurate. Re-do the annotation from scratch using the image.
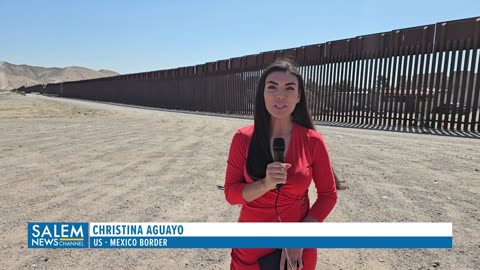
[0,92,479,270]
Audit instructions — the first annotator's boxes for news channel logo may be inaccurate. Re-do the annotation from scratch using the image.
[28,222,89,248]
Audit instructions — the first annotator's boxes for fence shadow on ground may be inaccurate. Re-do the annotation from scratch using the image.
[41,95,480,140]
[318,121,480,139]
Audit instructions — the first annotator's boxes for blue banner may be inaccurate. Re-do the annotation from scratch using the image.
[89,236,452,248]
[27,222,453,249]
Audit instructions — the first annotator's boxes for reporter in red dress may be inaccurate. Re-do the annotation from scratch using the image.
[224,59,338,270]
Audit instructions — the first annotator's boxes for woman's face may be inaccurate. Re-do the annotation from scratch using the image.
[263,71,301,120]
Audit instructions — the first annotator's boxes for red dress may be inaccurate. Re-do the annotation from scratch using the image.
[224,122,337,270]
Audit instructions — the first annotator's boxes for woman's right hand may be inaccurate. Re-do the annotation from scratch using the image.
[263,162,291,190]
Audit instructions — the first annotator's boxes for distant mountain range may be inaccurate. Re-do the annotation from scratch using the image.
[0,60,119,91]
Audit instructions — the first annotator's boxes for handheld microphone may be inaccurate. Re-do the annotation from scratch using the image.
[273,138,285,189]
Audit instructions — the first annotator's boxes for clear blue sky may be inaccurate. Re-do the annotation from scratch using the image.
[1,0,478,74]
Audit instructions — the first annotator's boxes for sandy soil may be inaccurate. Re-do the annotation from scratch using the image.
[0,93,479,270]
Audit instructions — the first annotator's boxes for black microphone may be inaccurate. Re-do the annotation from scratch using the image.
[273,138,285,189]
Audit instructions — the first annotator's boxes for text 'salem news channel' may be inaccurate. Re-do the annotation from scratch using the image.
[28,223,89,248]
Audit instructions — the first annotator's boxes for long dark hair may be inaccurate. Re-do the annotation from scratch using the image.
[246,59,315,181]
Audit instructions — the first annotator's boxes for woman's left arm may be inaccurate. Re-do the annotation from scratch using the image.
[304,133,337,222]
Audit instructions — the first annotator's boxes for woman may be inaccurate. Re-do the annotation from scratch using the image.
[224,59,338,270]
